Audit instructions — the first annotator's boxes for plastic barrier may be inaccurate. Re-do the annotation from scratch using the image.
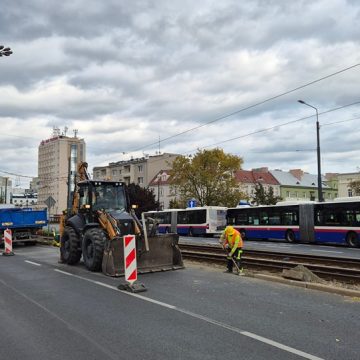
[117,234,146,293]
[3,228,14,256]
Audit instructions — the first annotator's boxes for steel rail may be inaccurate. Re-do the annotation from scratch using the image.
[179,243,360,283]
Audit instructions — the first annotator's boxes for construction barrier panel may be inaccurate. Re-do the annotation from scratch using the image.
[3,228,14,256]
[124,234,137,284]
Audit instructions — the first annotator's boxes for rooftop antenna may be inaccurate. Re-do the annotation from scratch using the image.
[158,135,161,155]
[63,126,68,136]
[52,126,60,137]
[73,129,78,138]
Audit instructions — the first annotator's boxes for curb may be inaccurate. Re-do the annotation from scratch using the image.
[252,273,360,298]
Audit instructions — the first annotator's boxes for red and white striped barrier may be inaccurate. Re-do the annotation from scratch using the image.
[124,234,137,284]
[118,234,146,293]
[3,228,14,256]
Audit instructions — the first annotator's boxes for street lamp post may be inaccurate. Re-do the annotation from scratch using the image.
[0,45,13,57]
[298,100,324,202]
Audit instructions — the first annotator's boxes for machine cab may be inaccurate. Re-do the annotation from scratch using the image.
[78,181,127,213]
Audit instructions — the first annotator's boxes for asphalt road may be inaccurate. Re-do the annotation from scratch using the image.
[0,245,359,360]
[180,236,360,260]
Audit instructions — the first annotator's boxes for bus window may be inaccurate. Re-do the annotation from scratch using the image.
[282,211,297,225]
[323,210,341,226]
[269,212,281,225]
[236,213,247,225]
[260,211,269,225]
[252,212,260,225]
[177,211,188,224]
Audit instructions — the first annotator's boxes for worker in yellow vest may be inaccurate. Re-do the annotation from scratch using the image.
[220,225,244,275]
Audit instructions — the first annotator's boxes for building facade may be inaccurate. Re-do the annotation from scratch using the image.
[148,170,173,210]
[234,168,281,202]
[0,176,12,204]
[93,153,179,187]
[337,172,360,197]
[38,135,86,215]
[270,169,337,201]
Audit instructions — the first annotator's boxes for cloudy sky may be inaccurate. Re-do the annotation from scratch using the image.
[1,0,360,187]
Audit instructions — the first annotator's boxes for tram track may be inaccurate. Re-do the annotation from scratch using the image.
[179,243,360,284]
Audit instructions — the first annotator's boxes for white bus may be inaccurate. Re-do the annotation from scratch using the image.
[145,206,227,236]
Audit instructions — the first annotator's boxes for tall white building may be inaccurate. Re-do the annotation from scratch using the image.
[0,176,12,204]
[38,134,86,215]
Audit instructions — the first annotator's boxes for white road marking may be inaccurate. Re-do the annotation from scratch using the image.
[25,260,41,266]
[54,269,324,360]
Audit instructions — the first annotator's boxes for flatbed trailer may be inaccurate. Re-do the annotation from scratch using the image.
[0,207,48,244]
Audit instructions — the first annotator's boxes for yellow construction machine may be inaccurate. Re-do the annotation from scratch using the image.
[59,162,183,275]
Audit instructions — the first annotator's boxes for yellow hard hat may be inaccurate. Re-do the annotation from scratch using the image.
[225,226,235,235]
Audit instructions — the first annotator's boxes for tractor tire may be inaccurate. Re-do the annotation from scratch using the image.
[60,226,82,265]
[82,228,107,272]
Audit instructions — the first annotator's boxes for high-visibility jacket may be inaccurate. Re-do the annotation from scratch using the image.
[223,229,243,256]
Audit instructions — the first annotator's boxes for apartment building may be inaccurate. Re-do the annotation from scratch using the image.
[38,134,86,215]
[93,153,179,187]
[234,168,281,201]
[148,170,173,210]
[337,172,360,197]
[270,169,337,201]
[0,176,12,204]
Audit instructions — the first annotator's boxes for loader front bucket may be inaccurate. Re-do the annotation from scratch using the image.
[102,234,184,277]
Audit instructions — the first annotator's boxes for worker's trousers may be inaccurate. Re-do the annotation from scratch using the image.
[227,248,243,273]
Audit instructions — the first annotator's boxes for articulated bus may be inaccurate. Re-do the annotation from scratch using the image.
[145,206,227,236]
[226,199,360,247]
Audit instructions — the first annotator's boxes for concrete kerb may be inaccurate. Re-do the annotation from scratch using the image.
[251,273,360,298]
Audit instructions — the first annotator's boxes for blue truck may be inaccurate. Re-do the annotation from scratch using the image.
[0,206,48,244]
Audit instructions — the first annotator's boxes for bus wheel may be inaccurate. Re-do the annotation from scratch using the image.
[285,230,296,243]
[346,232,359,248]
[240,230,246,240]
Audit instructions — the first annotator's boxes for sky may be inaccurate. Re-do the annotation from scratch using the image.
[1,0,360,188]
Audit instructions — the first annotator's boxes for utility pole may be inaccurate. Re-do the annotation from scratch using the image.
[298,100,324,202]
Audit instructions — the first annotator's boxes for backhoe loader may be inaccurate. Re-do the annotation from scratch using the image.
[59,162,183,275]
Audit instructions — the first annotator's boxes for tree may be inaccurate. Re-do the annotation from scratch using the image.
[169,198,185,209]
[252,183,282,205]
[170,148,245,207]
[349,180,360,196]
[127,183,159,217]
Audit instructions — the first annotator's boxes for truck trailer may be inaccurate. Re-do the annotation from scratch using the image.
[0,206,47,244]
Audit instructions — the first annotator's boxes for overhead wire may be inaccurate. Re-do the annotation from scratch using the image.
[120,62,360,155]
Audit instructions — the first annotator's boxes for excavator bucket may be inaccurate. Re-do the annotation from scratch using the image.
[102,233,184,276]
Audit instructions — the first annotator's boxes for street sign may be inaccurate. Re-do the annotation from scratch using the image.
[44,196,56,208]
[187,199,196,208]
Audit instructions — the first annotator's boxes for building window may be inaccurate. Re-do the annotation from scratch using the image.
[138,177,143,185]
[286,191,290,198]
[348,188,353,197]
[112,170,117,176]
[138,165,143,172]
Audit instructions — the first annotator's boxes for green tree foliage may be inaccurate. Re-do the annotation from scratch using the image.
[127,183,159,217]
[349,180,360,196]
[252,183,282,205]
[170,148,245,207]
[169,198,186,209]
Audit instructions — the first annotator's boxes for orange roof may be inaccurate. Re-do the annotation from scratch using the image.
[234,170,279,185]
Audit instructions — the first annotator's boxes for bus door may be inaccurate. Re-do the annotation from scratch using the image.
[299,204,315,242]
